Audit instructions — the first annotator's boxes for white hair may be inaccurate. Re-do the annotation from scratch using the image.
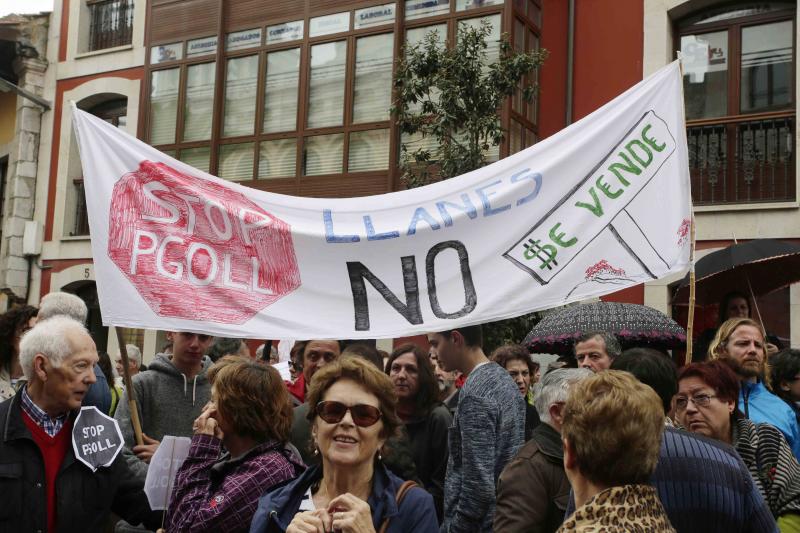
[19,316,90,380]
[38,292,88,324]
[125,344,141,367]
[533,367,593,425]
[255,344,265,359]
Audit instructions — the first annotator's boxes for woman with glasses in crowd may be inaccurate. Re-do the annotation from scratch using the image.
[251,356,438,533]
[675,360,800,526]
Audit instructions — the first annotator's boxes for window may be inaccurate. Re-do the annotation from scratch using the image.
[308,41,347,128]
[87,0,133,52]
[224,55,259,137]
[142,0,526,194]
[304,134,344,175]
[459,14,501,64]
[183,63,215,142]
[149,68,180,145]
[219,142,255,181]
[508,1,541,155]
[353,34,394,123]
[259,139,297,178]
[678,3,795,205]
[179,147,211,173]
[69,97,128,237]
[264,49,300,133]
[350,129,391,171]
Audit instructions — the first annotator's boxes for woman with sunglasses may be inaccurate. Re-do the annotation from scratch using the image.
[675,360,800,525]
[250,356,438,533]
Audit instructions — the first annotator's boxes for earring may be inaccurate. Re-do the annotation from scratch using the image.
[313,446,319,456]
[377,451,382,461]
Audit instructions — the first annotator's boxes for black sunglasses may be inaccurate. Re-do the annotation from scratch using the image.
[316,401,382,427]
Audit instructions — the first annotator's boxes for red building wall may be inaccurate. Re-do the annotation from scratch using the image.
[540,0,646,304]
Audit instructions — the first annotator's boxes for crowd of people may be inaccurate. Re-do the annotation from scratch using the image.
[2,291,800,532]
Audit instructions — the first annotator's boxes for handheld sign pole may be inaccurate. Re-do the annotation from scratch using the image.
[685,217,696,366]
[115,327,144,446]
[677,54,696,367]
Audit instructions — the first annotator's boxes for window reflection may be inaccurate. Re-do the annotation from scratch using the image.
[740,20,792,113]
[353,34,394,123]
[183,62,215,142]
[264,49,300,133]
[224,55,259,137]
[681,31,728,120]
[308,41,347,128]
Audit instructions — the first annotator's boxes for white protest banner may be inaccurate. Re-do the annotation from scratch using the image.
[144,436,192,510]
[72,406,124,471]
[71,61,691,339]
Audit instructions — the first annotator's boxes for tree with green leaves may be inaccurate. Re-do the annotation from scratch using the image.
[393,20,548,350]
[393,19,548,188]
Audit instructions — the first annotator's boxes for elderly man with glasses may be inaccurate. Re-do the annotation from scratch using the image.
[0,317,160,533]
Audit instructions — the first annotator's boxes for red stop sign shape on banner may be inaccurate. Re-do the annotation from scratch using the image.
[108,161,301,324]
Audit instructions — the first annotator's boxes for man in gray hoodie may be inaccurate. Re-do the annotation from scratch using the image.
[114,331,215,481]
[428,325,525,533]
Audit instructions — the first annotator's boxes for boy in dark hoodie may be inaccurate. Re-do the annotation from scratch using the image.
[114,331,215,481]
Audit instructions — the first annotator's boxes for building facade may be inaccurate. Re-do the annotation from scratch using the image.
[4,0,797,358]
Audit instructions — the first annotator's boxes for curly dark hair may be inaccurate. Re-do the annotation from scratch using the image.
[0,305,38,373]
[770,349,800,404]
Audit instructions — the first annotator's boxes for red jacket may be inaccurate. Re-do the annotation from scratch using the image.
[285,374,305,404]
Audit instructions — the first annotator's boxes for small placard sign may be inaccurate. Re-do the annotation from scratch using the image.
[72,406,124,471]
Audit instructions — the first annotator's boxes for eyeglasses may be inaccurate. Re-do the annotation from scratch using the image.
[674,394,717,411]
[316,401,382,427]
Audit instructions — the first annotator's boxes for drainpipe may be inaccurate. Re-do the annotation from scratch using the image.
[565,0,575,126]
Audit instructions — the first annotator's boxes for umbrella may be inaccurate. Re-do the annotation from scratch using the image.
[523,301,686,355]
[673,239,800,305]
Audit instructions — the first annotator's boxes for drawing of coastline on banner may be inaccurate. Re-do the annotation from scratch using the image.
[71,61,691,339]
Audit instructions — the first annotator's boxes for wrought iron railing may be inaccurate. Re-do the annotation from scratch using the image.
[72,179,90,236]
[88,0,134,52]
[687,113,795,205]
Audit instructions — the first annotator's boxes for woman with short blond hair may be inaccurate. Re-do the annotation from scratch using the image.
[166,356,304,533]
[557,370,674,532]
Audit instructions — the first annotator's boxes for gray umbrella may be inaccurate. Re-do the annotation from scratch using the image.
[523,301,686,355]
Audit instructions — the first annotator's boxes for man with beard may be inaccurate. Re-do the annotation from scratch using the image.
[710,317,800,459]
[430,350,459,414]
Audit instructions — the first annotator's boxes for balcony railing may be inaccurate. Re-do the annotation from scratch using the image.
[88,0,133,52]
[72,179,90,236]
[687,112,795,206]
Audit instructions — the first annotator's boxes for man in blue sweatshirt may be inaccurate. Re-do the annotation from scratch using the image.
[428,325,525,533]
[712,318,800,459]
